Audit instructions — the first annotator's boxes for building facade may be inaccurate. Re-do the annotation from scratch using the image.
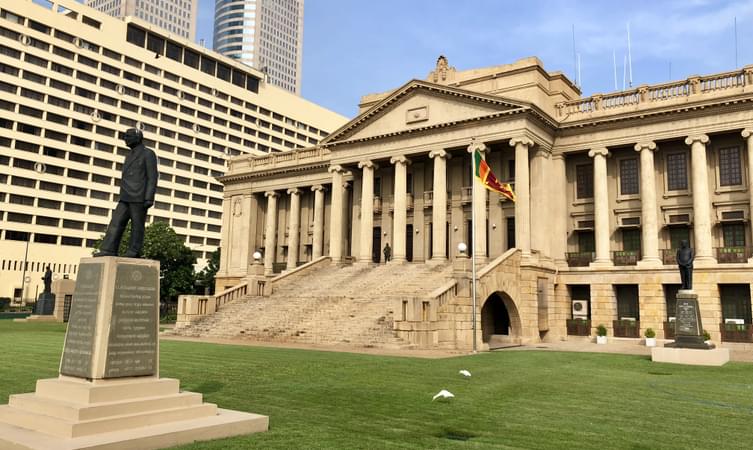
[0,0,346,302]
[213,0,303,94]
[85,0,199,41]
[214,56,753,350]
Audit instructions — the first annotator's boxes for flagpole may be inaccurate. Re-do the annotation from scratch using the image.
[471,144,478,353]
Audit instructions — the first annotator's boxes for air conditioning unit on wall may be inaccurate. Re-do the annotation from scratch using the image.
[572,300,589,319]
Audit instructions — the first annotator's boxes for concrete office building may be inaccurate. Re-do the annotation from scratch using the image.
[177,56,753,351]
[213,0,303,94]
[0,0,347,303]
[85,0,199,41]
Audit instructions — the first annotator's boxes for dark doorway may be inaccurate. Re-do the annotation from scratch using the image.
[428,222,433,260]
[615,284,640,320]
[406,224,413,262]
[481,292,511,342]
[372,227,381,263]
[506,217,515,250]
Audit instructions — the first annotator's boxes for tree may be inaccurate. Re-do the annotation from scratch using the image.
[195,249,220,295]
[94,221,196,303]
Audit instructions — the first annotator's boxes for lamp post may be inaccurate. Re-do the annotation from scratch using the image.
[18,233,30,305]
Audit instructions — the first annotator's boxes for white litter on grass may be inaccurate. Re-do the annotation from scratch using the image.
[432,389,455,401]
[459,369,471,377]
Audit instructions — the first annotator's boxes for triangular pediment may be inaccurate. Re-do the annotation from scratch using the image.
[322,80,529,145]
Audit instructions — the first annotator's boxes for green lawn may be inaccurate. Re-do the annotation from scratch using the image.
[1,321,752,449]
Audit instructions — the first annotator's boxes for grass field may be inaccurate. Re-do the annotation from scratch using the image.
[1,321,752,449]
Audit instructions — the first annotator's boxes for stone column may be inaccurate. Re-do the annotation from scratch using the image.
[635,141,662,267]
[358,160,377,263]
[311,185,325,259]
[467,141,489,260]
[286,188,301,270]
[429,149,451,261]
[328,165,346,263]
[742,129,753,263]
[530,147,551,259]
[510,137,533,258]
[588,147,612,267]
[550,154,568,267]
[685,134,715,264]
[263,191,278,276]
[217,198,232,276]
[390,155,410,262]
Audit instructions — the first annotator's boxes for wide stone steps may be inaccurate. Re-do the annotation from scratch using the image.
[173,262,454,348]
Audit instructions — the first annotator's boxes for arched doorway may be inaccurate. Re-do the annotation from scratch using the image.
[481,291,520,345]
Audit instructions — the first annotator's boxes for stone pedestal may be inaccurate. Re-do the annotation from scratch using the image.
[35,292,56,316]
[0,257,268,449]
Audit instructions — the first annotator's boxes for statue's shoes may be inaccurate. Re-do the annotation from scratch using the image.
[123,252,141,258]
[93,250,117,257]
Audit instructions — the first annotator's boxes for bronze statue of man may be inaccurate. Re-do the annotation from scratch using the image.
[41,266,52,294]
[676,240,694,290]
[95,128,158,258]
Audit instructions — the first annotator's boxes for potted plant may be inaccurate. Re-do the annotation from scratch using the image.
[644,328,656,347]
[703,330,711,346]
[596,324,608,344]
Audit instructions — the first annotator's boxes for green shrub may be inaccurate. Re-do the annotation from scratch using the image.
[0,297,10,311]
[597,324,607,336]
[644,328,656,338]
[703,330,711,341]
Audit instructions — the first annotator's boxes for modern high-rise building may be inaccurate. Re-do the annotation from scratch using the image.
[213,0,303,94]
[0,0,347,303]
[85,0,199,41]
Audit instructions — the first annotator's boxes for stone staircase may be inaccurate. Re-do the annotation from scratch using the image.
[172,262,454,349]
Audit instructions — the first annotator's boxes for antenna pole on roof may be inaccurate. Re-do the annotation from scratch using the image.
[623,54,627,91]
[627,22,633,87]
[613,50,618,91]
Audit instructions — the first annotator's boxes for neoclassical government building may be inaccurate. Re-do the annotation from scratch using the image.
[203,56,753,350]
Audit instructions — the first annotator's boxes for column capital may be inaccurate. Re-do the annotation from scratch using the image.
[633,141,657,152]
[287,187,301,196]
[509,136,534,148]
[358,160,377,170]
[684,134,709,146]
[742,128,753,139]
[588,147,610,158]
[428,149,451,160]
[389,155,411,166]
[328,164,347,174]
[533,147,551,159]
[264,191,278,198]
[311,184,326,192]
[551,153,566,161]
[466,139,488,154]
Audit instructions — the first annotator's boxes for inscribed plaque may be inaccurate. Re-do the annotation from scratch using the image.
[60,263,103,378]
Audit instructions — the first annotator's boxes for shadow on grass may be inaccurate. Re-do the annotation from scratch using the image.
[184,380,225,394]
[435,427,477,441]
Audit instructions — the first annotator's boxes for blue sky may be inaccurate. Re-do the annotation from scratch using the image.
[177,1,753,118]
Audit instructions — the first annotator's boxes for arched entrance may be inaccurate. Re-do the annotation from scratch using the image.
[481,291,521,345]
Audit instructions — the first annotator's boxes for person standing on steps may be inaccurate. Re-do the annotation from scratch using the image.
[383,242,391,263]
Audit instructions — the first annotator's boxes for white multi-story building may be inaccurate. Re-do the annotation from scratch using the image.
[213,0,303,94]
[0,0,347,302]
[85,0,199,41]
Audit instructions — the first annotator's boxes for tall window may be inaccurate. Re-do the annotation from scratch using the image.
[669,227,690,249]
[722,223,745,247]
[664,284,681,320]
[666,153,688,191]
[622,229,641,252]
[719,284,752,324]
[578,231,595,253]
[576,163,593,199]
[619,158,639,195]
[719,147,742,186]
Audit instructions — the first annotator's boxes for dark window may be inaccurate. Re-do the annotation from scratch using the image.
[622,229,641,252]
[126,25,146,47]
[619,158,639,195]
[7,212,32,223]
[719,147,742,186]
[216,63,230,82]
[62,219,84,230]
[669,227,690,249]
[722,223,745,247]
[64,202,86,213]
[200,56,216,76]
[720,284,752,324]
[166,40,182,61]
[34,233,57,244]
[576,163,593,199]
[615,285,640,320]
[667,153,689,190]
[38,198,61,210]
[578,231,595,252]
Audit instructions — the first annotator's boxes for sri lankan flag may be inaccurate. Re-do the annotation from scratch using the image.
[474,149,516,202]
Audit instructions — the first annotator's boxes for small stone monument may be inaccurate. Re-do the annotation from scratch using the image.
[15,267,59,323]
[651,242,729,366]
[0,257,268,449]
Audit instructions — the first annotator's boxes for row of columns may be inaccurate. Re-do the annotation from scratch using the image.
[589,131,753,267]
[262,185,327,276]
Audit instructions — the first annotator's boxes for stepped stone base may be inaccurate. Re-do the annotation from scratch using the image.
[0,376,268,449]
[651,347,730,366]
[13,315,61,323]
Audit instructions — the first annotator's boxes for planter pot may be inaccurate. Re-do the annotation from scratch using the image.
[596,335,607,344]
[645,337,656,347]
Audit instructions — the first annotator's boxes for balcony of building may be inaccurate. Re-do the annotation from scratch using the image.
[719,322,753,343]
[612,250,640,266]
[423,191,432,208]
[660,249,677,265]
[715,246,752,263]
[612,319,640,338]
[566,252,594,267]
[566,318,591,336]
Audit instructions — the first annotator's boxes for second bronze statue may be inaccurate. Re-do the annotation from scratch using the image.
[95,128,158,258]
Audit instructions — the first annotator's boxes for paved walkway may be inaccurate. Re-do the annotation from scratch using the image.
[162,334,753,362]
